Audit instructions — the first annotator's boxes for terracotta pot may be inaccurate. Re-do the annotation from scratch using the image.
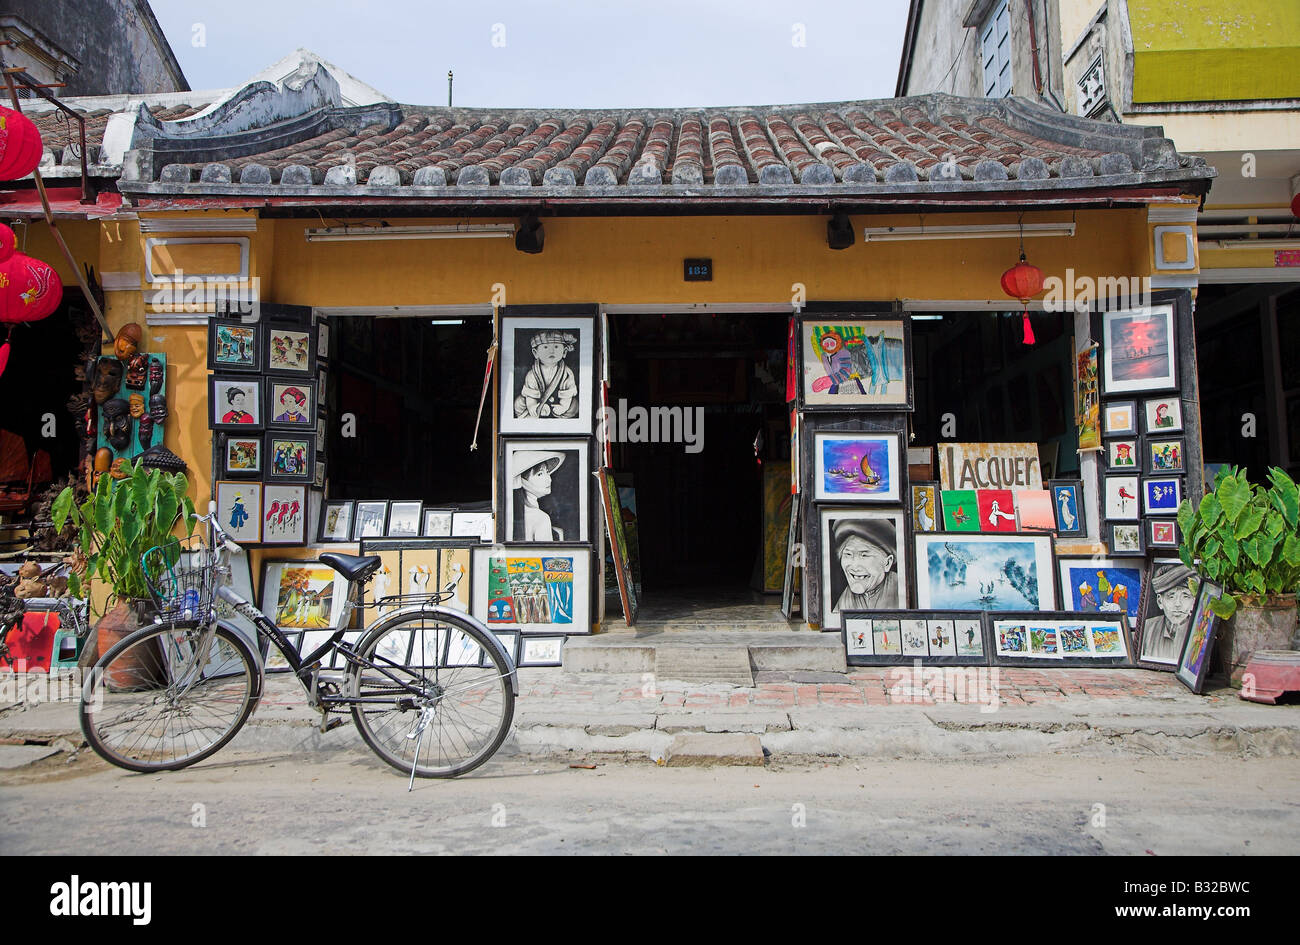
[1217,594,1299,687]
[90,598,163,688]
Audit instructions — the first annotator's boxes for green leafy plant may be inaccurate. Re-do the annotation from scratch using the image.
[1177,466,1300,619]
[50,461,196,612]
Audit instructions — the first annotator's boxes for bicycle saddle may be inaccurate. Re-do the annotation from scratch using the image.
[319,552,382,583]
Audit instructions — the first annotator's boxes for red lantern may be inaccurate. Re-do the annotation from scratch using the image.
[0,251,63,378]
[1001,252,1045,345]
[0,223,15,263]
[0,106,43,181]
[1292,191,1300,219]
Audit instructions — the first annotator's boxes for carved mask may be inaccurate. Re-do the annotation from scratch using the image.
[91,359,123,405]
[128,393,145,419]
[149,357,164,395]
[149,393,168,425]
[113,323,142,361]
[102,398,131,450]
[93,447,111,473]
[125,353,148,389]
[137,415,153,449]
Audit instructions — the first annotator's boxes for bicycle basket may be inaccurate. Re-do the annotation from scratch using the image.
[142,536,219,622]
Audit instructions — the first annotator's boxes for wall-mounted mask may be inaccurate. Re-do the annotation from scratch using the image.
[113,323,142,361]
[137,415,153,449]
[94,448,111,473]
[110,458,130,480]
[148,393,168,425]
[102,398,131,451]
[91,359,123,405]
[128,393,145,419]
[125,353,148,389]
[149,358,164,395]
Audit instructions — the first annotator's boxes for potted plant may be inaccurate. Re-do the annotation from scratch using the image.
[50,460,195,666]
[1176,466,1300,685]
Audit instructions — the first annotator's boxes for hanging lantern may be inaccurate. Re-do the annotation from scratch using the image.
[0,251,63,378]
[0,107,43,181]
[1292,191,1300,219]
[1001,252,1045,345]
[0,223,16,263]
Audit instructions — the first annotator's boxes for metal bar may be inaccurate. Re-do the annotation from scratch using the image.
[3,73,113,344]
[3,67,92,202]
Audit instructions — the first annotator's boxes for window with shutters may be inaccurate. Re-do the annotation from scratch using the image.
[979,0,1012,98]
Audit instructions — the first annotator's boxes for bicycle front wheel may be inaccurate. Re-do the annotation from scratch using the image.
[80,622,261,773]
[348,611,514,778]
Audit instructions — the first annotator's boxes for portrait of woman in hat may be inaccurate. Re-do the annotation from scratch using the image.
[511,450,567,541]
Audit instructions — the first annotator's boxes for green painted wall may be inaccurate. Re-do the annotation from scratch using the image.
[1129,0,1300,102]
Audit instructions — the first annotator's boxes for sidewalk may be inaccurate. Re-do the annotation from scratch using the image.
[3,665,1298,765]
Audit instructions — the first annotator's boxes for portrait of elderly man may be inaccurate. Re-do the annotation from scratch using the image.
[1140,562,1199,664]
[828,517,901,623]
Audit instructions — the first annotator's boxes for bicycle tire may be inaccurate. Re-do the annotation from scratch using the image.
[80,622,261,773]
[348,610,514,779]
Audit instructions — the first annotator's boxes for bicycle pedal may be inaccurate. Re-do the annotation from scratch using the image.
[319,716,345,734]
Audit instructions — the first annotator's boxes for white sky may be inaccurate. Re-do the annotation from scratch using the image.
[149,0,912,108]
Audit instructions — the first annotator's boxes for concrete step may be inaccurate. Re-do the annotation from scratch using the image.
[656,646,753,687]
[562,630,847,676]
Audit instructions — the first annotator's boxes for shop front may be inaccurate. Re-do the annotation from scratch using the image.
[20,69,1219,675]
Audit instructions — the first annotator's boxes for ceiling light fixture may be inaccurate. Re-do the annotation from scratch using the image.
[862,222,1075,242]
[305,223,516,242]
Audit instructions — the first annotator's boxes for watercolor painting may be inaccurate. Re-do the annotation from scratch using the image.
[914,534,1053,611]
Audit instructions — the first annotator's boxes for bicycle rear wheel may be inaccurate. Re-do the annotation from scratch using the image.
[348,611,514,778]
[80,622,261,773]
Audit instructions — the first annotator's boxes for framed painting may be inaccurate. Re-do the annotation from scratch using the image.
[1104,437,1139,471]
[1048,479,1086,538]
[353,501,389,540]
[1176,580,1224,693]
[265,321,315,375]
[472,545,591,634]
[1138,558,1200,669]
[451,511,493,541]
[499,316,595,435]
[1143,396,1183,433]
[207,318,260,372]
[975,489,1017,532]
[1147,518,1181,550]
[209,376,263,431]
[799,316,913,410]
[422,508,454,537]
[1100,400,1138,437]
[1100,304,1177,395]
[1056,556,1144,624]
[318,499,354,543]
[485,629,520,666]
[597,468,638,626]
[386,500,423,538]
[913,533,1055,612]
[1015,489,1056,533]
[265,379,317,431]
[818,507,908,631]
[316,316,331,362]
[261,485,308,545]
[1146,437,1186,474]
[260,559,350,631]
[264,433,313,483]
[215,480,261,544]
[1142,476,1183,516]
[1108,521,1145,557]
[842,610,988,667]
[939,489,979,531]
[1103,473,1141,521]
[812,430,904,503]
[910,481,939,533]
[221,434,262,477]
[437,544,473,613]
[501,438,590,542]
[987,612,1133,666]
[518,635,565,667]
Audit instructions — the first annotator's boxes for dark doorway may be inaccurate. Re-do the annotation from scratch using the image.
[608,313,790,594]
[329,315,493,502]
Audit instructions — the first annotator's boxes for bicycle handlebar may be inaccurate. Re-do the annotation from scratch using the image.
[202,500,243,555]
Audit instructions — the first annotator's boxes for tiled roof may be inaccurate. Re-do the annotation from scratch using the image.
[119,92,1213,200]
[30,104,204,167]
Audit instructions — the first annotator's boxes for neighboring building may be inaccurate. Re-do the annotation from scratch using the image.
[898,0,1300,478]
[0,0,188,96]
[5,54,1214,647]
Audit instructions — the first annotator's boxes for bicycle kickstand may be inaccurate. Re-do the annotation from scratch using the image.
[406,705,434,792]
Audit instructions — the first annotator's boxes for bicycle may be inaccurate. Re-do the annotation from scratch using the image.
[79,503,518,785]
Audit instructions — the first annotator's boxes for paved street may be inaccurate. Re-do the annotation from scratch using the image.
[2,747,1297,855]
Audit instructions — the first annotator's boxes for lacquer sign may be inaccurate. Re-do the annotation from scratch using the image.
[938,442,1043,491]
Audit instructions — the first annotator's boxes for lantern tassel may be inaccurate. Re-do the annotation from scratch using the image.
[1021,308,1035,346]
